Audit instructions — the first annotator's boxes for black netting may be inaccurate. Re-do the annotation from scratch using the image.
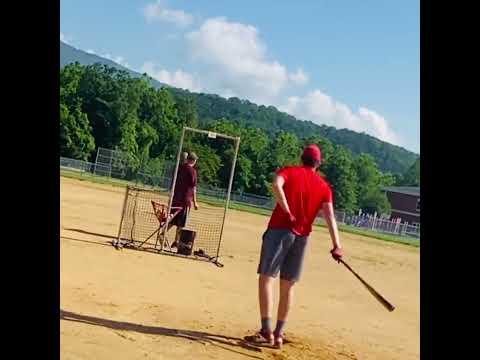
[116,186,228,263]
[115,128,239,265]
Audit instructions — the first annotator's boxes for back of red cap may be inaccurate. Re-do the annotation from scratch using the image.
[302,144,322,162]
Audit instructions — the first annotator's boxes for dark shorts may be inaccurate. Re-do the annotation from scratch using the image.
[257,228,308,282]
[170,206,190,228]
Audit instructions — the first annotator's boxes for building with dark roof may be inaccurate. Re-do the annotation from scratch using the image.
[383,186,420,225]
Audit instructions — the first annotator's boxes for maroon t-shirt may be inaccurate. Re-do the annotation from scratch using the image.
[172,164,197,208]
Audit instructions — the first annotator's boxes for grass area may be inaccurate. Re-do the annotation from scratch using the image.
[329,223,418,247]
[61,168,135,188]
[60,169,419,247]
[61,169,269,210]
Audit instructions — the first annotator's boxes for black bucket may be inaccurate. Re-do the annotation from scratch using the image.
[177,229,196,256]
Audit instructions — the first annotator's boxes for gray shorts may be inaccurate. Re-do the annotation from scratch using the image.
[257,228,308,282]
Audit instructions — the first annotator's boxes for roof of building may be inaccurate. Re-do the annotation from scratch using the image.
[383,186,420,196]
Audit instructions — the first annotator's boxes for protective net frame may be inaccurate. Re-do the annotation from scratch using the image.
[114,126,241,266]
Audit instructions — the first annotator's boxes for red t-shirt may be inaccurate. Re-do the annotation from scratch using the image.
[268,166,333,236]
[172,164,197,208]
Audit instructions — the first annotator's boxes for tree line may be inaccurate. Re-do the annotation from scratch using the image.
[169,89,418,175]
[60,63,419,215]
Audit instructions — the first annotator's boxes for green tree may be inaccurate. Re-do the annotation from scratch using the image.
[381,172,396,187]
[187,143,222,187]
[323,146,358,212]
[145,88,180,160]
[174,95,199,128]
[354,154,394,215]
[360,190,391,215]
[136,122,159,162]
[270,131,301,170]
[60,103,95,160]
[206,120,268,192]
[60,62,85,108]
[176,89,418,174]
[401,158,420,186]
[58,63,410,205]
[239,127,270,194]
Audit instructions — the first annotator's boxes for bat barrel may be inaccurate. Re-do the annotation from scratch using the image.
[340,259,395,312]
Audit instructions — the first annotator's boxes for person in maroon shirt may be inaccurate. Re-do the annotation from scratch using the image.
[245,144,344,349]
[169,152,199,248]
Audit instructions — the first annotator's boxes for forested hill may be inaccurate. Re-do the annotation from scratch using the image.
[60,41,418,174]
[169,89,418,174]
[60,41,167,88]
[61,62,420,213]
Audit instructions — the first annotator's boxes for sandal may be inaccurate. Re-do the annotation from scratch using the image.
[244,329,274,346]
[273,332,284,349]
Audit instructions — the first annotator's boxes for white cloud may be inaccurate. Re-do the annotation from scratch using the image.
[141,62,202,92]
[185,17,305,104]
[289,68,309,85]
[357,107,399,143]
[86,49,96,54]
[143,1,193,27]
[279,89,401,145]
[102,53,130,68]
[60,32,71,44]
[137,13,401,145]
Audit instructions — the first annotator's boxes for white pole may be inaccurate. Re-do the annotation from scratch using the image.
[161,127,186,251]
[216,136,241,260]
[94,147,100,175]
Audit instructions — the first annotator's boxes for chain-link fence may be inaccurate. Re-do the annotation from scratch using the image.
[94,147,129,177]
[60,155,420,240]
[60,155,274,207]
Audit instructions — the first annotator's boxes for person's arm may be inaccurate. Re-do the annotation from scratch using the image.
[192,167,199,210]
[322,201,343,261]
[272,175,295,222]
[193,186,198,210]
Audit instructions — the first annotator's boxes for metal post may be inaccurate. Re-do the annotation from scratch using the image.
[161,127,187,251]
[108,149,113,178]
[94,148,100,176]
[216,136,241,260]
[115,186,129,248]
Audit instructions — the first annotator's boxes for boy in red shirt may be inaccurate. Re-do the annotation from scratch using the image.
[246,144,344,348]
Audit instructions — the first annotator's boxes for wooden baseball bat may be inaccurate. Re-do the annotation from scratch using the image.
[339,258,395,312]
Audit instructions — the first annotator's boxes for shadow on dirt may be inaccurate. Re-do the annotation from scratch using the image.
[60,309,265,359]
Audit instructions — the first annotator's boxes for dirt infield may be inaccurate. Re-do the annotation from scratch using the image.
[60,177,419,359]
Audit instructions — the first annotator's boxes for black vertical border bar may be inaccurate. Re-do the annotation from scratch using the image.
[420,0,432,358]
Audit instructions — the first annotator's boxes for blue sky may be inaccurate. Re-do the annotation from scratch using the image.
[60,0,419,153]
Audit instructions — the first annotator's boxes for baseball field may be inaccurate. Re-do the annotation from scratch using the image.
[60,176,419,360]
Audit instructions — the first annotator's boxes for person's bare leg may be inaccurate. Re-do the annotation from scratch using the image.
[259,274,275,319]
[258,274,275,344]
[274,278,295,348]
[277,278,295,321]
[171,227,182,248]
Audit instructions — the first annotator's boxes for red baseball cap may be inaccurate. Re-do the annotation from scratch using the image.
[302,144,322,162]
